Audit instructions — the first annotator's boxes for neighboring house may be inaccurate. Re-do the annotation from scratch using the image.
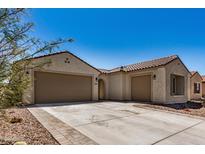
[23,51,190,104]
[99,55,190,104]
[202,76,205,98]
[190,71,203,100]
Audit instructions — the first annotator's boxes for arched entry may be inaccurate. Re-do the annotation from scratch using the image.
[98,79,105,100]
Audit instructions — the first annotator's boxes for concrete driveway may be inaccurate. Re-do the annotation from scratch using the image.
[28,101,205,145]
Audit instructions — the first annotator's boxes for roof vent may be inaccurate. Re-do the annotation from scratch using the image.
[64,58,70,63]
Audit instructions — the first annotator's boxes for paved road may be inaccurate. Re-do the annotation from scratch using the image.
[29,102,205,145]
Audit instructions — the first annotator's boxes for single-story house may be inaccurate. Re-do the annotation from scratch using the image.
[190,71,203,100]
[202,76,205,98]
[23,51,191,104]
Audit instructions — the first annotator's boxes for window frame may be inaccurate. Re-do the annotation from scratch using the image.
[170,74,185,96]
[194,82,201,94]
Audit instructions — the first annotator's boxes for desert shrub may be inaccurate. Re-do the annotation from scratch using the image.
[0,9,73,108]
[8,116,22,123]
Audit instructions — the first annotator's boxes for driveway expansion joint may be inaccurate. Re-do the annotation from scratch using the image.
[151,120,203,145]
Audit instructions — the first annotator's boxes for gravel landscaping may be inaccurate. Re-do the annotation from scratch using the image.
[133,101,205,117]
[0,108,59,145]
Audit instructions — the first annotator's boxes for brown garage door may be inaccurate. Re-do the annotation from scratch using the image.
[131,75,151,101]
[34,71,92,103]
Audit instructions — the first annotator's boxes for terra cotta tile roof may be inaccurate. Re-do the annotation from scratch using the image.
[190,71,203,80]
[202,76,205,82]
[190,71,197,76]
[100,55,178,73]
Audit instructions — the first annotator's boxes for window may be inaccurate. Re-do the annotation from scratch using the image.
[194,83,200,94]
[170,74,185,96]
[171,75,176,94]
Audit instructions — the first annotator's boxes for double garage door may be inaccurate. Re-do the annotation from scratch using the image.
[34,72,92,104]
[131,75,151,102]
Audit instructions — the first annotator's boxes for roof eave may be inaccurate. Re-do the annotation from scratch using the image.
[28,50,101,73]
[164,56,191,75]
[190,71,203,81]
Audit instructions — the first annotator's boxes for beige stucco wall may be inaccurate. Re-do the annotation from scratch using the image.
[190,73,202,100]
[202,82,205,97]
[99,72,125,100]
[23,52,100,104]
[108,72,124,100]
[152,67,166,103]
[99,67,166,103]
[165,59,190,104]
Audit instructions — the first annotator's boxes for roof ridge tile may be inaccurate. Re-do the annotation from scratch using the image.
[100,54,179,73]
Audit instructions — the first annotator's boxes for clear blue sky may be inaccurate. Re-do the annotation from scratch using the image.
[30,9,205,75]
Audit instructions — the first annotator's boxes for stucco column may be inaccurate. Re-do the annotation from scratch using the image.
[152,67,166,103]
[187,74,191,101]
[92,75,98,101]
[22,69,35,104]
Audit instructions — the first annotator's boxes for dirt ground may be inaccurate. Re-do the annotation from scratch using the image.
[0,108,59,145]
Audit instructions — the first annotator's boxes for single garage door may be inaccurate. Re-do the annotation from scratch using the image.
[34,71,92,103]
[131,75,151,101]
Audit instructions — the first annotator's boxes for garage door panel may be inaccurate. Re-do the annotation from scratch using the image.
[131,75,151,101]
[35,72,92,103]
